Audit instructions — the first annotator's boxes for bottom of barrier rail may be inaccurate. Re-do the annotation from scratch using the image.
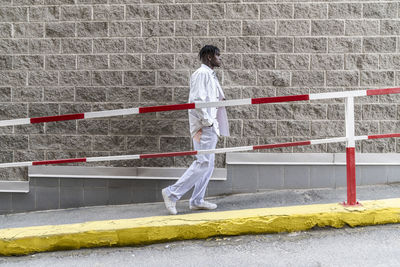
[1,133,399,169]
[1,132,400,207]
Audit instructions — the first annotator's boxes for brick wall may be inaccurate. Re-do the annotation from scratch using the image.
[1,1,400,180]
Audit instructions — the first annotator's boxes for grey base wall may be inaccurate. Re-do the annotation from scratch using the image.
[227,153,400,193]
[0,177,230,215]
[2,153,400,214]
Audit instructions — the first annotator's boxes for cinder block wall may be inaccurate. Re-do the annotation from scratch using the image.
[1,1,399,180]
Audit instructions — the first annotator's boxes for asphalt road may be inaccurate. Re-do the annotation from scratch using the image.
[1,224,400,267]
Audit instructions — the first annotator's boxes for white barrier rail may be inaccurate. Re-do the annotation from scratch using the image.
[0,87,399,127]
[2,87,400,205]
[0,133,399,169]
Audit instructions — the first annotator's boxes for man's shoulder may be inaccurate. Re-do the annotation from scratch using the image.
[192,66,211,78]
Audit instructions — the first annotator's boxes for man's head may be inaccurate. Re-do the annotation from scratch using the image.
[199,45,221,69]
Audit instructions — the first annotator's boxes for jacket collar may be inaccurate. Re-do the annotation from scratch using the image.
[201,64,215,74]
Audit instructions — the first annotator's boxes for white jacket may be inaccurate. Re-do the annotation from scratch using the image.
[188,64,230,138]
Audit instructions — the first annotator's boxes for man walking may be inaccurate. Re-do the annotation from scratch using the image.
[161,45,229,215]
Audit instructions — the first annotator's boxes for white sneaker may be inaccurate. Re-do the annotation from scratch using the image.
[190,201,217,210]
[162,188,177,215]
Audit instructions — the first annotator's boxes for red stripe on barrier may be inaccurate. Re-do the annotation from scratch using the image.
[251,94,309,105]
[368,133,400,139]
[366,87,400,96]
[30,113,85,124]
[346,147,357,205]
[139,103,196,114]
[32,158,87,166]
[140,150,198,159]
[253,141,311,150]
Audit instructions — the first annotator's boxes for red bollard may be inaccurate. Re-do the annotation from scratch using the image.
[345,147,358,206]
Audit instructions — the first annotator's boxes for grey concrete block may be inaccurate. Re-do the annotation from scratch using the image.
[159,4,191,20]
[363,37,396,53]
[226,4,259,20]
[35,178,59,187]
[310,166,335,189]
[192,4,224,20]
[143,21,174,37]
[94,5,123,21]
[108,179,133,188]
[30,6,59,21]
[328,37,361,53]
[224,70,258,86]
[0,39,29,54]
[84,179,108,188]
[60,187,84,209]
[36,186,59,210]
[61,6,91,21]
[126,5,157,20]
[126,38,157,53]
[284,166,309,189]
[12,189,36,212]
[207,168,233,197]
[133,180,157,203]
[61,39,90,54]
[258,166,284,190]
[160,37,192,53]
[77,22,107,37]
[0,193,12,210]
[84,187,108,206]
[45,22,75,38]
[387,166,400,183]
[226,37,258,53]
[93,39,124,53]
[345,20,379,36]
[363,3,397,19]
[242,21,274,36]
[108,187,132,205]
[60,178,84,188]
[231,165,258,193]
[328,3,361,19]
[260,37,293,53]
[261,3,292,19]
[359,166,387,186]
[292,71,324,87]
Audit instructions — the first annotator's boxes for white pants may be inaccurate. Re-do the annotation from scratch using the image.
[164,126,218,206]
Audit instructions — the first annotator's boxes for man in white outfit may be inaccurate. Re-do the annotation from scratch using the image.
[162,45,230,215]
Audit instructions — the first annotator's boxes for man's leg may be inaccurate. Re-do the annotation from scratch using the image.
[190,152,215,206]
[164,158,210,202]
[163,127,217,209]
[189,127,218,207]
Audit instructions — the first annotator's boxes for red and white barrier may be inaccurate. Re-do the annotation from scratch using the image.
[2,87,400,206]
[1,87,400,128]
[0,134,397,169]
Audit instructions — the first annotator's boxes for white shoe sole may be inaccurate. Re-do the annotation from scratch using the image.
[162,189,177,215]
[189,205,217,211]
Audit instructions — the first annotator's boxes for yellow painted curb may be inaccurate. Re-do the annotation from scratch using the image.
[1,198,400,256]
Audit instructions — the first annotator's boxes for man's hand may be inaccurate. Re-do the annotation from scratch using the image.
[193,128,202,143]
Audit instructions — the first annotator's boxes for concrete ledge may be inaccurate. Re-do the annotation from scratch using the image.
[227,153,400,165]
[0,181,29,193]
[28,166,227,181]
[1,198,400,256]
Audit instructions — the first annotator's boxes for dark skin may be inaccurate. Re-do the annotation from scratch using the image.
[194,52,222,142]
[202,51,222,69]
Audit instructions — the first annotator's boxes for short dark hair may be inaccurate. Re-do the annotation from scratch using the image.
[199,45,220,60]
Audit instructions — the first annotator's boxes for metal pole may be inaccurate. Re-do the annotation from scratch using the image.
[344,96,358,205]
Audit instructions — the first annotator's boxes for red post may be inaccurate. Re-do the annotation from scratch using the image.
[346,147,357,205]
[343,96,360,206]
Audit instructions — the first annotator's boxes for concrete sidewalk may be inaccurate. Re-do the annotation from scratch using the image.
[1,183,400,256]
